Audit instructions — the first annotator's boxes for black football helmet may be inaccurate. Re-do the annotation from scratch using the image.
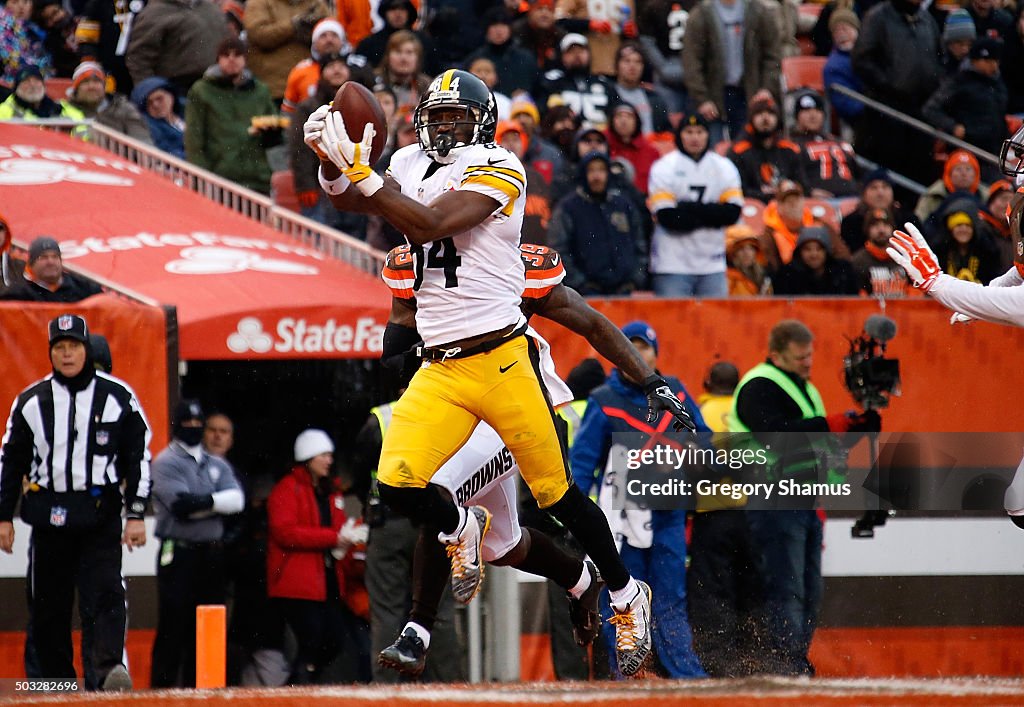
[413,69,497,163]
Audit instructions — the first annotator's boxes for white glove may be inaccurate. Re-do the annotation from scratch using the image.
[337,517,368,548]
[321,111,383,197]
[950,311,974,325]
[303,103,331,159]
[887,222,942,292]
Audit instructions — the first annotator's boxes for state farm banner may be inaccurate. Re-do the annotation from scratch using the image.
[0,296,171,451]
[0,123,389,360]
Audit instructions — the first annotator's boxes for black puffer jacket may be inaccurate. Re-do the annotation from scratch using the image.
[922,67,1008,158]
[852,0,942,112]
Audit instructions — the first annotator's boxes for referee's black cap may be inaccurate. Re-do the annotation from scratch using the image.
[48,313,89,346]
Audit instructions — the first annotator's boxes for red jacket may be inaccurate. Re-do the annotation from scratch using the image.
[267,465,349,602]
[606,130,660,195]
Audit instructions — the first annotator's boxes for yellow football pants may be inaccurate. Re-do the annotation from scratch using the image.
[377,335,571,508]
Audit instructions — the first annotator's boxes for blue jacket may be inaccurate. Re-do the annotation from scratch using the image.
[571,369,710,495]
[131,76,185,158]
[824,48,864,122]
[548,169,648,295]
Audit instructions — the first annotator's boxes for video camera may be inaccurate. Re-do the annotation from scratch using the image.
[844,315,901,537]
[843,315,901,411]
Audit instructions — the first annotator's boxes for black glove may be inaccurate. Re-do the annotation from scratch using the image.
[642,374,697,433]
[847,409,881,433]
[171,493,214,519]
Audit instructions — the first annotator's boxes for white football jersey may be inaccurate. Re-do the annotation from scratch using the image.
[386,142,528,346]
[648,150,743,275]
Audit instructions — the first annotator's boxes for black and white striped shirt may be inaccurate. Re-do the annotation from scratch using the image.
[0,371,152,521]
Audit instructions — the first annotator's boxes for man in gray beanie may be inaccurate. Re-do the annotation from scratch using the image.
[0,236,102,302]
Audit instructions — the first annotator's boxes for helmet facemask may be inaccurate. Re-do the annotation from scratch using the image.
[999,125,1024,186]
[416,104,485,163]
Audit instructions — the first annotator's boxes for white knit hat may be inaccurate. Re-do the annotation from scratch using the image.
[294,429,334,462]
[312,19,350,54]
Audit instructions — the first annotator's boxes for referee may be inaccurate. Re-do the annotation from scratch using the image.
[0,314,151,691]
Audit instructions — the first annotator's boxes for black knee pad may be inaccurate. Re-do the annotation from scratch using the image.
[377,482,459,532]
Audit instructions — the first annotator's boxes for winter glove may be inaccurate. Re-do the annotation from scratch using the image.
[171,492,214,519]
[321,111,383,196]
[827,410,880,433]
[303,103,331,160]
[297,190,320,208]
[332,518,369,559]
[622,20,638,37]
[887,222,941,292]
[642,374,697,433]
[589,19,613,33]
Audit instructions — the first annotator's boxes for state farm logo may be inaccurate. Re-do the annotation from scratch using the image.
[0,158,134,186]
[166,246,318,275]
[227,316,384,354]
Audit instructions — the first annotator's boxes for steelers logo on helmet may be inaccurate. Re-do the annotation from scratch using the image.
[414,69,497,164]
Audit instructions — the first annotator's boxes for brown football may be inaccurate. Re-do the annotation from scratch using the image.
[330,81,388,166]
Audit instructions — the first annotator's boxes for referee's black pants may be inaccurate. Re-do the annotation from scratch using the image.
[28,510,126,684]
[150,539,226,688]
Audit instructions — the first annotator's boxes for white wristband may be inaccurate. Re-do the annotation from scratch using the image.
[318,165,351,195]
[354,170,384,197]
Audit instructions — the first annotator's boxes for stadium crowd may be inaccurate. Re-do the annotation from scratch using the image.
[1,0,1020,297]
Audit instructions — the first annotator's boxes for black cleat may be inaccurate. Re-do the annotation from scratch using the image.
[569,560,604,646]
[378,627,427,677]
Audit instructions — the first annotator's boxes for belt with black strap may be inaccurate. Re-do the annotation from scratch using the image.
[417,322,528,361]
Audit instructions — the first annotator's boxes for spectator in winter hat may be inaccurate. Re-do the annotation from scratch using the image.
[0,235,103,302]
[62,61,153,144]
[850,208,910,296]
[840,168,918,253]
[282,18,352,113]
[773,226,859,295]
[942,8,977,77]
[923,36,1008,180]
[0,65,63,119]
[131,77,185,158]
[823,8,864,126]
[915,149,988,237]
[726,224,772,296]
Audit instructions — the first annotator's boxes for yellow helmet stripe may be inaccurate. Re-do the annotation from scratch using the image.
[440,69,457,92]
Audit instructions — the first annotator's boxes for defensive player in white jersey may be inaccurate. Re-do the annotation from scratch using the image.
[647,111,744,297]
[377,242,700,676]
[303,69,694,676]
[888,126,1024,528]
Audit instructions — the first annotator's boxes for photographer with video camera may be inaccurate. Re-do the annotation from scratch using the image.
[729,319,880,676]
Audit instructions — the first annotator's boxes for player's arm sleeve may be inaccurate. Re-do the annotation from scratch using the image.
[211,461,245,514]
[115,392,152,518]
[0,398,32,522]
[990,266,1024,288]
[459,161,526,217]
[929,275,1024,327]
[569,399,611,495]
